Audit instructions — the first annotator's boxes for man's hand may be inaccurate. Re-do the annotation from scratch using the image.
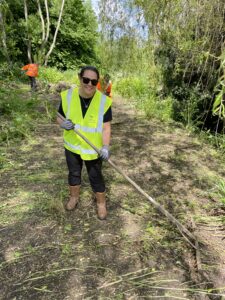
[60,119,74,130]
[100,145,110,161]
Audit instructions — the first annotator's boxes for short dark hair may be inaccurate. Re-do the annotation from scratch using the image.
[79,65,100,80]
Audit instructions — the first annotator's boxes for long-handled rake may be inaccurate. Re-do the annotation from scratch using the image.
[57,112,201,270]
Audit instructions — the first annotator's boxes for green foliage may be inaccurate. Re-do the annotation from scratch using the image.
[212,50,225,130]
[38,66,79,86]
[213,87,225,119]
[115,76,149,99]
[0,62,28,83]
[143,94,173,122]
[115,76,173,122]
[47,0,99,69]
[211,179,225,208]
[172,86,208,130]
[0,0,28,63]
[62,70,79,85]
[1,0,99,69]
[142,0,224,131]
[0,87,37,143]
[38,67,65,84]
[98,0,225,134]
[199,131,225,152]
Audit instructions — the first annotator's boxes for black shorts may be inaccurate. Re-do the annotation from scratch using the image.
[65,148,105,193]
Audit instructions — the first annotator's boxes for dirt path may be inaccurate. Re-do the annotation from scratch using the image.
[1,92,225,300]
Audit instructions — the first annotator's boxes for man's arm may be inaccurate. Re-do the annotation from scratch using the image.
[21,64,29,70]
[56,116,63,126]
[99,121,111,160]
[57,101,66,126]
[102,121,111,146]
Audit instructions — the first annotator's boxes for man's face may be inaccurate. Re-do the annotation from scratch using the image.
[79,70,98,98]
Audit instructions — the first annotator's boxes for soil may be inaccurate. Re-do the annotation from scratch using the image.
[1,91,225,300]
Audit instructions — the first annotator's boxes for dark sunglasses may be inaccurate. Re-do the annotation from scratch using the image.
[82,77,98,86]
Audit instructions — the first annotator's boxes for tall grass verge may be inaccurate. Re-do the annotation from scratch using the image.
[0,84,55,145]
[114,76,173,122]
[38,67,79,86]
[114,74,225,153]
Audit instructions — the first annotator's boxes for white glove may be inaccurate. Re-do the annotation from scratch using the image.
[100,145,110,161]
[60,119,74,130]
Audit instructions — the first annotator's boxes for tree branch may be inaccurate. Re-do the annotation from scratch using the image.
[37,0,45,42]
[0,5,12,66]
[44,0,50,44]
[44,0,65,66]
[24,0,32,63]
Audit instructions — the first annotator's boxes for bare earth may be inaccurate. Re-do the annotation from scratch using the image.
[1,92,225,300]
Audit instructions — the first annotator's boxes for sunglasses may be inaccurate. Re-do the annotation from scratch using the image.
[82,77,98,86]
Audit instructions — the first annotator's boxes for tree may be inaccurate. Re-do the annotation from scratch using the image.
[0,1,12,66]
[132,0,225,131]
[0,0,99,69]
[98,0,148,74]
[23,0,65,65]
[44,0,65,65]
[97,0,225,132]
[23,0,32,63]
[47,0,99,69]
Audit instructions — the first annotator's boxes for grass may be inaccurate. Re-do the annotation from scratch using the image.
[114,76,174,123]
[1,78,225,299]
[38,66,79,85]
[210,178,225,208]
[0,85,55,146]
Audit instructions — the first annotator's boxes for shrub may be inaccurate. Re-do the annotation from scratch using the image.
[114,77,149,99]
[140,94,173,122]
[38,67,64,84]
[38,67,79,87]
[114,76,173,122]
[0,86,41,144]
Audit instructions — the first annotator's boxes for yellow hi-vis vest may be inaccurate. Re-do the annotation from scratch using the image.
[61,88,112,161]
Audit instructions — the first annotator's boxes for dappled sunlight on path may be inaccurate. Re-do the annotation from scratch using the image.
[1,93,225,299]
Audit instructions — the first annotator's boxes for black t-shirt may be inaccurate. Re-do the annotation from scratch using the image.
[58,95,112,122]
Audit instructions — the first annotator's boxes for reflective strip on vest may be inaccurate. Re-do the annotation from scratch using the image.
[66,89,106,133]
[66,88,73,119]
[64,140,97,154]
[97,94,106,132]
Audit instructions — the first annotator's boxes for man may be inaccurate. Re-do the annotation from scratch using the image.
[21,63,38,91]
[97,74,112,97]
[56,66,112,220]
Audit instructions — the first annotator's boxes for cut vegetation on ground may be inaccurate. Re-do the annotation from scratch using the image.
[1,86,225,300]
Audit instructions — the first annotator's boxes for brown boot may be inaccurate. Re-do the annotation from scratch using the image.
[66,185,80,210]
[95,192,107,220]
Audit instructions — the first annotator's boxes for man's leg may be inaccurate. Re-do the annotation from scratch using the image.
[85,158,107,219]
[32,77,37,91]
[65,149,82,210]
[29,76,37,91]
[29,76,33,90]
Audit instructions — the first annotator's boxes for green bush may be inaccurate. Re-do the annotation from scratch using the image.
[199,131,225,152]
[38,67,64,84]
[115,77,149,99]
[38,67,79,85]
[114,76,173,122]
[0,62,28,83]
[62,69,79,85]
[210,178,225,209]
[140,93,173,122]
[0,87,40,143]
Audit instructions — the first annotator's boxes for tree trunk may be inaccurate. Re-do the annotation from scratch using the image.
[0,8,12,66]
[44,0,65,66]
[24,0,32,63]
[44,0,50,45]
[37,0,45,42]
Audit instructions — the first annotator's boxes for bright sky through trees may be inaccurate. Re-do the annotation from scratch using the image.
[91,0,99,15]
